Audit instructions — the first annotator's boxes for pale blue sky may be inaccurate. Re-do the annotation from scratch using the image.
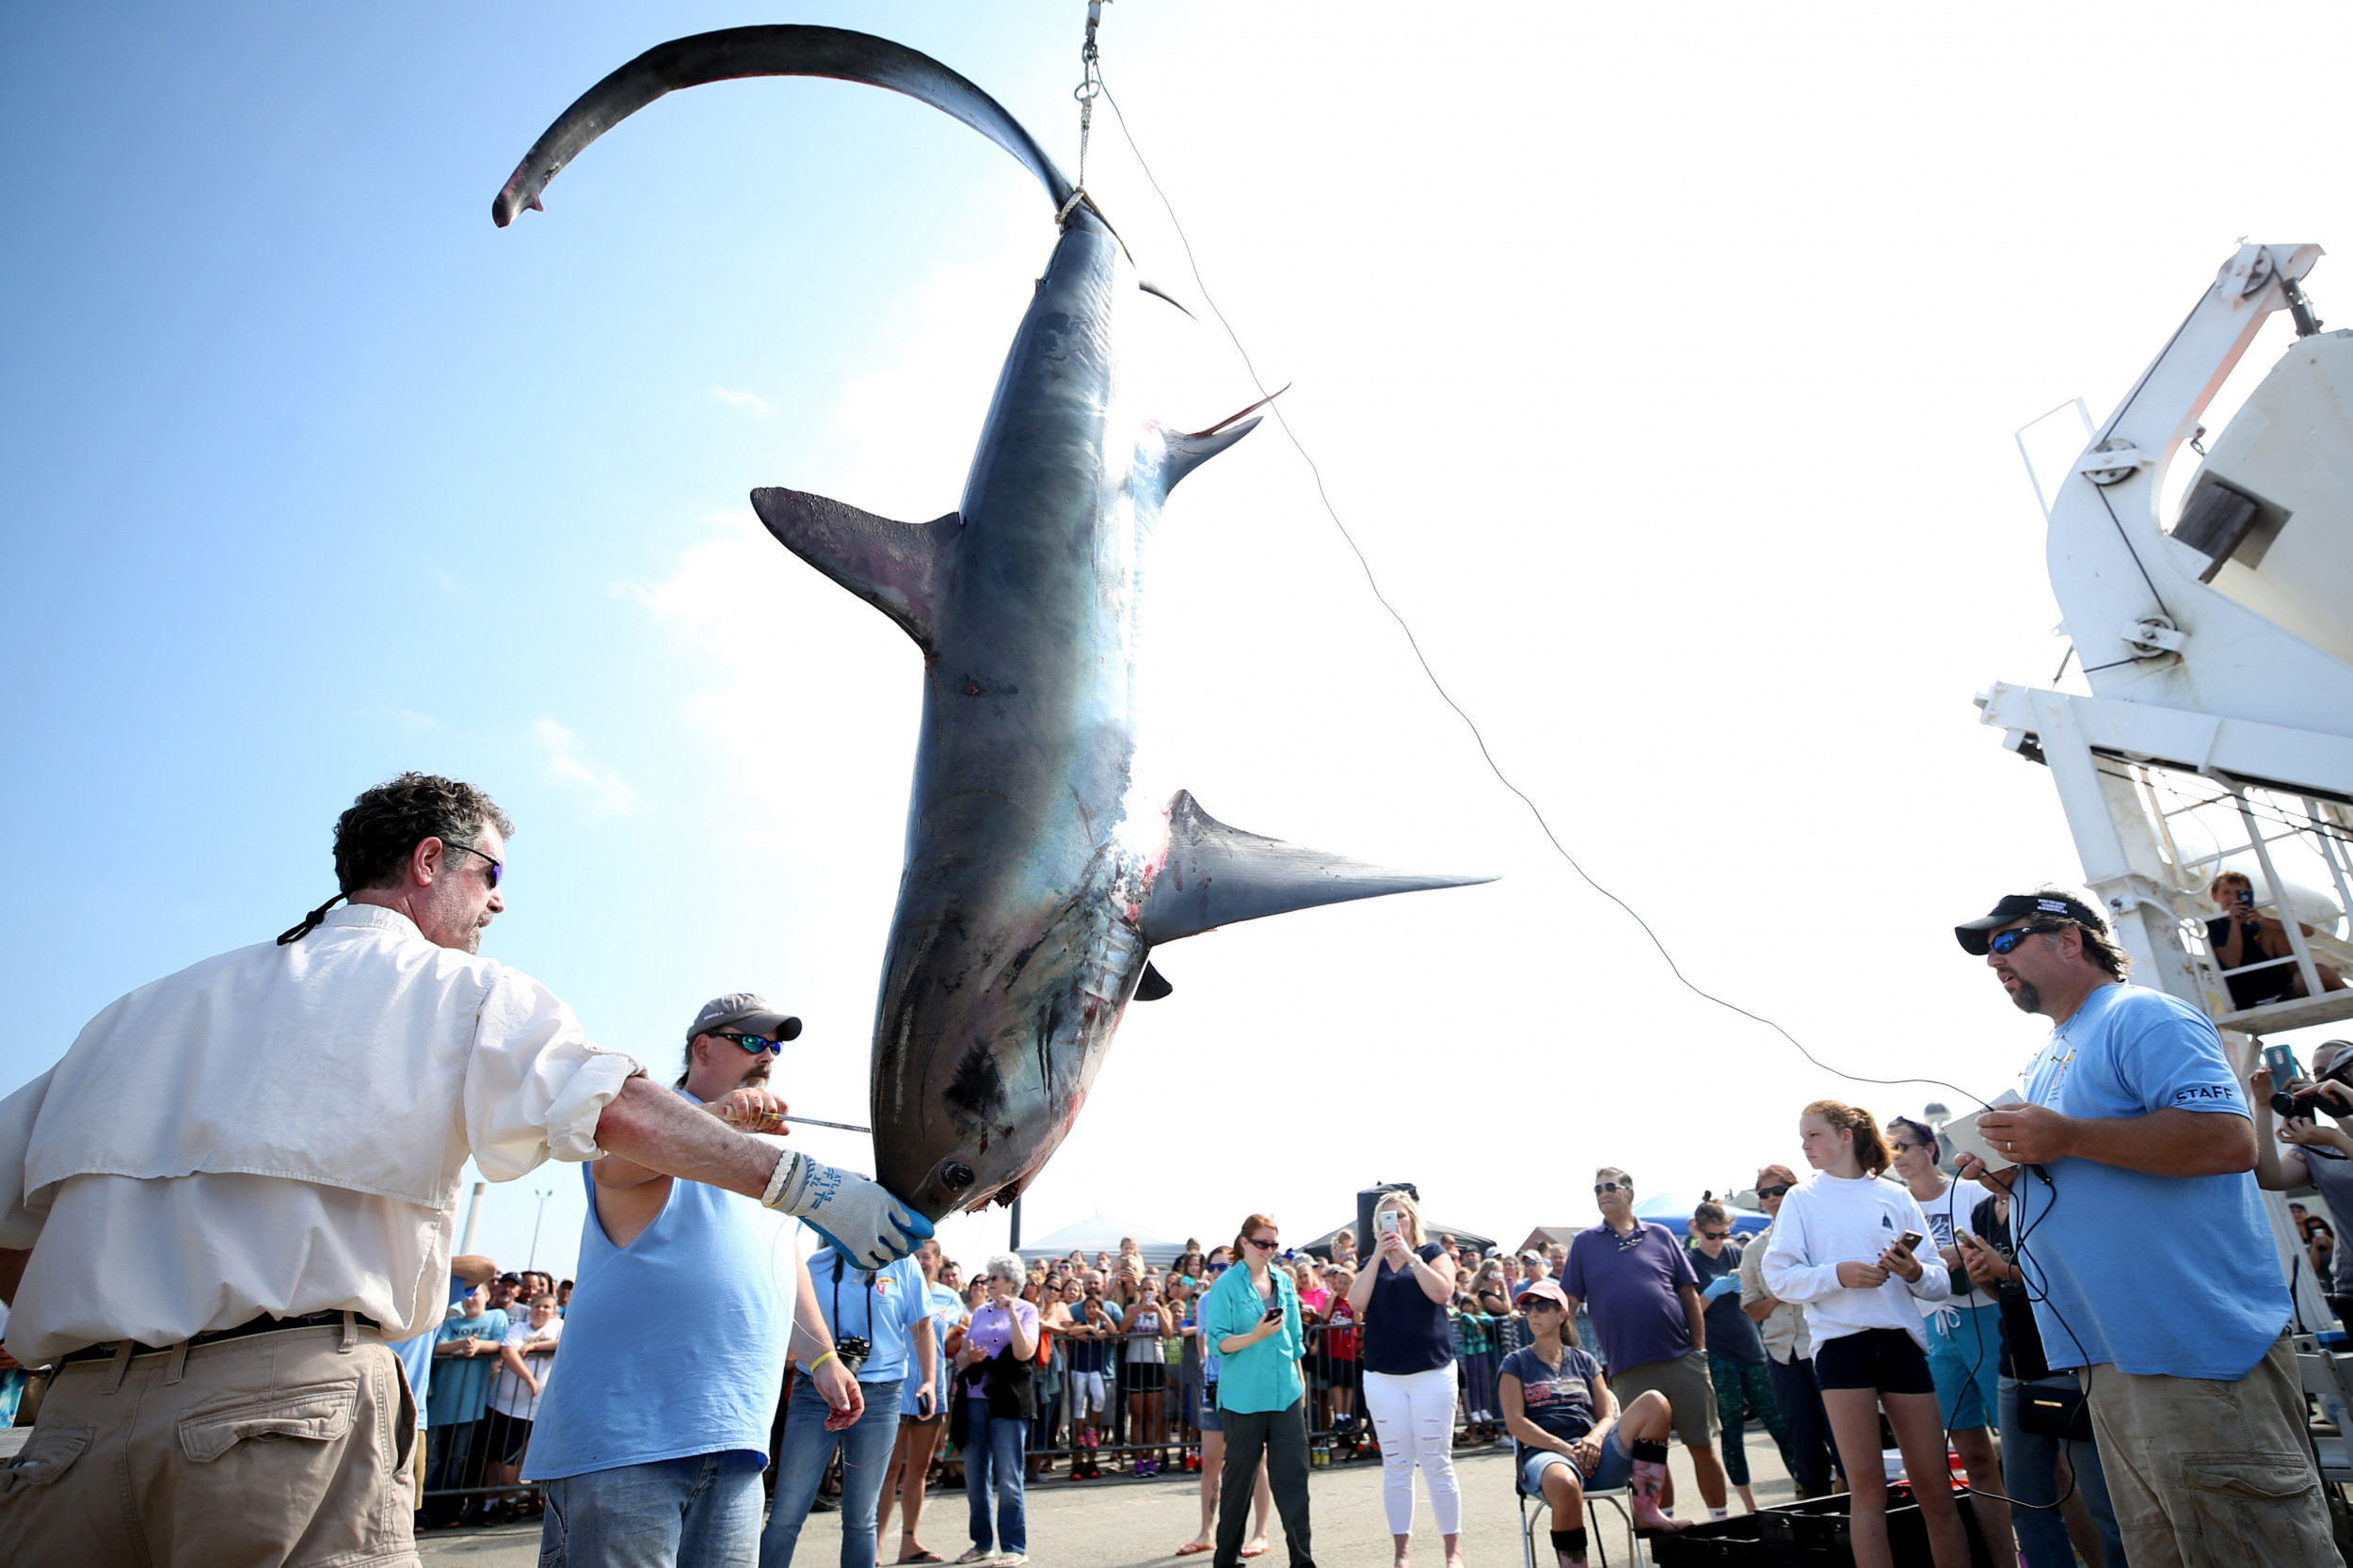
[8,4,2351,1278]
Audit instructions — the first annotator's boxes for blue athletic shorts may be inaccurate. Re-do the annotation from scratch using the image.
[1924,1301,2003,1431]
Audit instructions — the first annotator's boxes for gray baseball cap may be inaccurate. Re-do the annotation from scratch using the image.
[685,992,804,1046]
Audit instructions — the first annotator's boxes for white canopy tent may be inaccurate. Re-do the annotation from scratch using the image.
[1017,1210,1188,1269]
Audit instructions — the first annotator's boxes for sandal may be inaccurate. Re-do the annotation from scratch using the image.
[898,1543,946,1566]
[1176,1543,1212,1557]
[899,1554,946,1565]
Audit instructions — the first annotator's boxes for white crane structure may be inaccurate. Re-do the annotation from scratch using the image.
[1978,243,2353,1324]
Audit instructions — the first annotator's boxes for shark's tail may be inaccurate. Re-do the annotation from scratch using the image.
[492,24,1088,231]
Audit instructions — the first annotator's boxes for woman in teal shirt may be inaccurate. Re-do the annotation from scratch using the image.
[1203,1214,1316,1568]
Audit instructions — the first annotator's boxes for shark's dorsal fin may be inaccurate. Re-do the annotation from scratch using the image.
[1138,791,1494,946]
[751,487,956,651]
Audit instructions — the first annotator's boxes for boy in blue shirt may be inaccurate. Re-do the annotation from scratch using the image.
[425,1283,510,1523]
[1954,889,2333,1567]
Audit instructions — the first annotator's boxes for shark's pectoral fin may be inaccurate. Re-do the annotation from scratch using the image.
[751,488,957,651]
[1138,790,1495,946]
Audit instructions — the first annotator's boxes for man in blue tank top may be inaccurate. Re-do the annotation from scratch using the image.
[527,995,905,1567]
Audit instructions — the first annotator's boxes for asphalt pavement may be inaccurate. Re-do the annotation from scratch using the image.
[418,1428,1800,1567]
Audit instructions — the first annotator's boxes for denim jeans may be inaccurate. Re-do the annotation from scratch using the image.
[1764,1352,1839,1493]
[964,1397,1028,1555]
[2000,1374,2125,1568]
[538,1450,766,1568]
[760,1377,904,1568]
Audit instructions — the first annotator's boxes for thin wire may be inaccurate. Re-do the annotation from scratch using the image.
[1095,71,1991,1113]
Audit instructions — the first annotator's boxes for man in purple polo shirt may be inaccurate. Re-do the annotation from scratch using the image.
[1559,1167,1732,1520]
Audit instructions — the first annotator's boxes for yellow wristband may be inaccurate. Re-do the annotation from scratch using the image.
[808,1350,840,1373]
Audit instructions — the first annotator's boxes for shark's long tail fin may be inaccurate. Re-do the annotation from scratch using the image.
[1138,791,1494,946]
[492,24,1083,230]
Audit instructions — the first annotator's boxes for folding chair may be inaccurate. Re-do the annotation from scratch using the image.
[2299,1351,2353,1486]
[1514,1447,1638,1568]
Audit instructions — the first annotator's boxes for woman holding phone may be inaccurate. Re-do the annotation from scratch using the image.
[1349,1190,1463,1568]
[1204,1213,1314,1568]
[1763,1100,1968,1568]
[1124,1279,1175,1476]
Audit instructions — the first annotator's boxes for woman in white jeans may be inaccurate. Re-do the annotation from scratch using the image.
[1347,1192,1463,1568]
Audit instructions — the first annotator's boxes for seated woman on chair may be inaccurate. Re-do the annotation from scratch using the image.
[1498,1282,1686,1567]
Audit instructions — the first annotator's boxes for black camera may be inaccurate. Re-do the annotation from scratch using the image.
[834,1336,872,1375]
[2271,1055,2353,1122]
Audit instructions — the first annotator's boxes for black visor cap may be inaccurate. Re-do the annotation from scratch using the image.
[1955,891,2106,955]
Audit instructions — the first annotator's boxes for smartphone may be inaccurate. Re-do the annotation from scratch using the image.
[2239,888,2256,907]
[1378,1210,1400,1237]
[1261,1305,1284,1323]
[2265,1044,2304,1083]
[1896,1230,1924,1254]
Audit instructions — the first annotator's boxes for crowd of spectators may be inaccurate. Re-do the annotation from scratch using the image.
[395,1091,2329,1568]
[15,820,2352,1568]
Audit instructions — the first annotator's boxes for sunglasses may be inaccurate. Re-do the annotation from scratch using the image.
[1697,1229,1730,1240]
[1987,924,2061,956]
[1245,1236,1279,1250]
[448,841,504,888]
[1593,1182,1625,1194]
[1755,1183,1792,1200]
[715,1032,785,1053]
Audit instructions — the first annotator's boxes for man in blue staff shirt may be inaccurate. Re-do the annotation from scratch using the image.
[1954,888,2334,1568]
[761,1242,939,1567]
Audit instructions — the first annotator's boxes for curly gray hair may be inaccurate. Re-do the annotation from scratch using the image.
[984,1252,1025,1283]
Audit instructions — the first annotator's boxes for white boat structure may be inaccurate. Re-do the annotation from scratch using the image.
[1979,242,2353,1322]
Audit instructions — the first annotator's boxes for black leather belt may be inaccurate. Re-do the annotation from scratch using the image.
[56,1309,382,1366]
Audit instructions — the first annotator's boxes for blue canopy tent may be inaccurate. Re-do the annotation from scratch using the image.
[1632,1192,1770,1239]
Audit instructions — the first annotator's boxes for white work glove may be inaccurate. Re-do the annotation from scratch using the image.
[761,1149,934,1269]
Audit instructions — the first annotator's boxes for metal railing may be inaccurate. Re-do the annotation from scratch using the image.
[415,1308,1554,1510]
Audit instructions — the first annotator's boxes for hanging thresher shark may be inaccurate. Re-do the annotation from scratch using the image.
[495,26,1491,1221]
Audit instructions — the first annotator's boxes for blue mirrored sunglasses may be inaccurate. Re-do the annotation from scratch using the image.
[1987,925,2057,955]
[715,1031,784,1054]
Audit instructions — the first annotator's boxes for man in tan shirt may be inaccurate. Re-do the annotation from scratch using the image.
[0,773,928,1567]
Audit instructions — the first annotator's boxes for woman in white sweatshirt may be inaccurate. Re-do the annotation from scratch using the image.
[1763,1100,1971,1568]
